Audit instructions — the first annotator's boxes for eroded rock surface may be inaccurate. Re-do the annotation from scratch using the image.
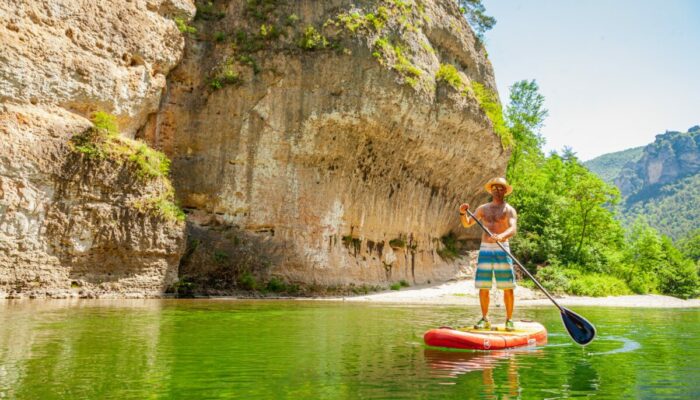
[158,0,508,290]
[0,0,194,298]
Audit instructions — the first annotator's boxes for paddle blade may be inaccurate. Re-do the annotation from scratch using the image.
[560,308,596,345]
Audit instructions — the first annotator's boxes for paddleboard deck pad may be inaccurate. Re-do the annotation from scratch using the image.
[424,321,547,350]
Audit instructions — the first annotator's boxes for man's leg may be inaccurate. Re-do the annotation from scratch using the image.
[504,288,514,320]
[474,288,491,329]
[479,289,490,318]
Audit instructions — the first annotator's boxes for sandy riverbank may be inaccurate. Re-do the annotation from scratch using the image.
[326,279,700,308]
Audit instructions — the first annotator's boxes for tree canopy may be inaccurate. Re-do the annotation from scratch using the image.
[457,0,496,38]
[502,80,699,299]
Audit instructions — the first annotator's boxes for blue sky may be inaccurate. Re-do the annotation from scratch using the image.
[482,0,700,161]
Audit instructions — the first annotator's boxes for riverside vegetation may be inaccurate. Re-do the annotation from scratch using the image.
[447,2,697,299]
[502,81,699,299]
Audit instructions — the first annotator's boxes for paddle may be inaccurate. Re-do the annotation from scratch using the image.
[466,209,597,345]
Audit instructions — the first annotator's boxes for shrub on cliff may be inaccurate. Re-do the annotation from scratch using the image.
[298,25,328,50]
[472,81,512,148]
[72,112,172,180]
[70,112,185,222]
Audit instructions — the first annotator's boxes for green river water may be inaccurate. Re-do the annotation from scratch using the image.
[0,300,698,399]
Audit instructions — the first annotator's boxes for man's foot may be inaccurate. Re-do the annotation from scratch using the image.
[505,319,515,332]
[474,318,491,330]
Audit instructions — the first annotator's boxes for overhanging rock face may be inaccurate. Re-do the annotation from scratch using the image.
[152,0,509,289]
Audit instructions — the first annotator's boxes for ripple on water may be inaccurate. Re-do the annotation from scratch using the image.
[587,336,641,356]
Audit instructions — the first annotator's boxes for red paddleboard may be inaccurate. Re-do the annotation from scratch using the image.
[424,321,547,350]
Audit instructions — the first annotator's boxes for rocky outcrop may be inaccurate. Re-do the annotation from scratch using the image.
[156,0,509,291]
[605,126,700,240]
[0,0,195,298]
[1,0,510,297]
[616,126,700,200]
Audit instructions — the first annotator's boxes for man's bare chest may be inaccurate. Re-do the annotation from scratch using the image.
[482,205,508,224]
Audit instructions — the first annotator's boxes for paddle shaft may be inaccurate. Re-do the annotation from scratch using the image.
[466,209,565,313]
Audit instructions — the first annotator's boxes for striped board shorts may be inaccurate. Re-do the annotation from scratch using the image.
[475,242,516,290]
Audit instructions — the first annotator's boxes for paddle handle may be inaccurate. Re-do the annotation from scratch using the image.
[466,209,565,312]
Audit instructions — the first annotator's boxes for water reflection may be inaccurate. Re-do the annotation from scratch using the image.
[424,346,604,398]
[0,300,167,399]
[568,359,600,394]
[425,348,531,397]
[0,301,697,399]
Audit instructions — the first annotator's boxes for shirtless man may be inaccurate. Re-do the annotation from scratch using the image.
[459,177,518,331]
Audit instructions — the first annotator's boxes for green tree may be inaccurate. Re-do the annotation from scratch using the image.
[557,155,623,267]
[457,0,496,38]
[502,79,699,298]
[509,152,624,271]
[505,80,548,182]
[658,236,700,299]
[677,229,700,261]
[623,218,699,298]
[624,218,664,294]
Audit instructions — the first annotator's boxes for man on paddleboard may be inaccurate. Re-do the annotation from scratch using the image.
[459,177,518,331]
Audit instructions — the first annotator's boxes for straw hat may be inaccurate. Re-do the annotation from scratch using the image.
[484,177,513,196]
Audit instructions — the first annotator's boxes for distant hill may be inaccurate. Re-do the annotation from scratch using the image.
[620,173,700,240]
[584,146,644,185]
[585,125,700,240]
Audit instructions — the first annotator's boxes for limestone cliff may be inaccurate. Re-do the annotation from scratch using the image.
[609,126,700,240]
[616,126,700,199]
[0,0,195,298]
[154,0,509,292]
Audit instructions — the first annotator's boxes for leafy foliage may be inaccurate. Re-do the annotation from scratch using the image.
[509,151,624,270]
[505,80,547,180]
[389,237,406,249]
[621,218,700,298]
[91,111,119,135]
[456,0,496,38]
[677,229,700,261]
[567,273,632,297]
[174,17,197,35]
[436,64,464,89]
[195,1,226,21]
[437,233,460,260]
[504,82,699,298]
[472,82,512,148]
[298,26,328,50]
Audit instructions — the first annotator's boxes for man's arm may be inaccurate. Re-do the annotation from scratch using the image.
[459,203,479,228]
